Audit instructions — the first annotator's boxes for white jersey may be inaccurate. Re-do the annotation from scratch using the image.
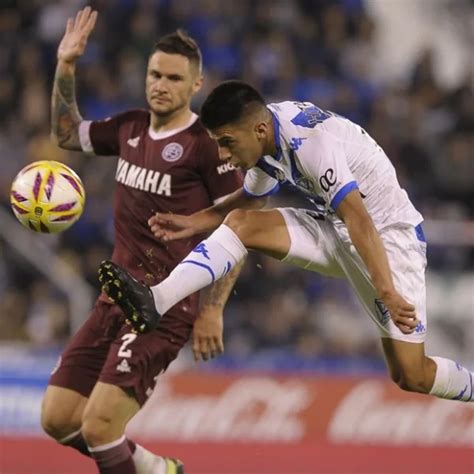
[243,101,423,230]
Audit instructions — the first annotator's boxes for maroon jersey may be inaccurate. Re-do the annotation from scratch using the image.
[81,110,242,323]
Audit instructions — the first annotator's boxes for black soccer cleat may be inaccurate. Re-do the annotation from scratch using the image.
[98,260,162,333]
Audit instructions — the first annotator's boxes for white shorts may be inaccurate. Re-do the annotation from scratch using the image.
[278,208,427,342]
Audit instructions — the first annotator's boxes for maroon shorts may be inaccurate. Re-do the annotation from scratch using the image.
[49,298,193,405]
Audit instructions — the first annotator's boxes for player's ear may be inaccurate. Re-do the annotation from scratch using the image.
[254,120,269,140]
[192,74,203,94]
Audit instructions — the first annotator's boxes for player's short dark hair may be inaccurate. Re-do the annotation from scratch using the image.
[151,29,202,73]
[200,80,266,130]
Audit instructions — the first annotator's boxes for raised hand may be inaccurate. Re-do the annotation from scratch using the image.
[58,6,98,64]
[148,212,199,242]
[192,306,224,362]
[383,291,418,334]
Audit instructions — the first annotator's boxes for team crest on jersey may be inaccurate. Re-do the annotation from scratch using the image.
[162,142,184,162]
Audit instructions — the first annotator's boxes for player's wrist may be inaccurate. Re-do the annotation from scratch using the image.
[379,287,397,299]
[57,59,77,71]
[195,209,222,232]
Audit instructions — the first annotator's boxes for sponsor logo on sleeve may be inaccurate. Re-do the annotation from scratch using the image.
[319,168,336,192]
[162,142,184,162]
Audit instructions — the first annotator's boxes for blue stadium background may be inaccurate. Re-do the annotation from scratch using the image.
[0,1,472,473]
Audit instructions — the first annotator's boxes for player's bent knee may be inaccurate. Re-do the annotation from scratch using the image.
[41,387,87,441]
[41,402,81,441]
[81,412,115,447]
[393,370,430,394]
[223,209,259,243]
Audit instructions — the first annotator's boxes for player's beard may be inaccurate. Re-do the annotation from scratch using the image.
[150,99,188,119]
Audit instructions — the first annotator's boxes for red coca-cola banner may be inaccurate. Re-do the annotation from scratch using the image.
[1,374,472,473]
[128,373,474,446]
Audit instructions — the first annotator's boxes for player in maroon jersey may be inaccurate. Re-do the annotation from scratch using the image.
[40,7,243,474]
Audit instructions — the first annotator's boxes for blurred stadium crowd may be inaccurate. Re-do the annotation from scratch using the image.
[0,0,472,366]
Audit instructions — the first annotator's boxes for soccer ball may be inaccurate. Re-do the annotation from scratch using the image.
[10,160,85,233]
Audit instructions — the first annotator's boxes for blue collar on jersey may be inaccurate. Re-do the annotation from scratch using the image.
[268,109,282,161]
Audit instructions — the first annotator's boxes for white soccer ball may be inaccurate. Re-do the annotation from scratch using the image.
[10,160,86,233]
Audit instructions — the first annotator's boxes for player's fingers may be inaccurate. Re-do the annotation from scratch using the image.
[162,229,194,242]
[149,223,161,233]
[398,316,418,328]
[150,213,173,225]
[215,336,224,354]
[192,338,201,361]
[85,10,98,34]
[395,316,418,330]
[201,347,210,361]
[194,337,208,359]
[150,223,172,234]
[155,213,189,228]
[74,9,84,29]
[396,323,415,334]
[148,215,159,227]
[149,215,180,231]
[394,317,417,330]
[207,338,218,357]
[195,336,212,361]
[78,6,91,28]
[65,18,74,35]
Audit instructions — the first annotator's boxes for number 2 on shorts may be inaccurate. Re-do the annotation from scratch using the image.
[118,333,137,358]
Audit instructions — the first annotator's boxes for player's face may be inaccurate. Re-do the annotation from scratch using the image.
[210,119,272,170]
[146,51,202,117]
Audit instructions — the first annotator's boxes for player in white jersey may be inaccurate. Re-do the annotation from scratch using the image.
[100,81,473,402]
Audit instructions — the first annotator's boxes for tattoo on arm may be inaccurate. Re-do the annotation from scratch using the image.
[202,259,245,309]
[51,64,83,150]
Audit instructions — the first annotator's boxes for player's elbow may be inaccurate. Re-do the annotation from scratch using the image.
[50,122,82,151]
[253,196,269,209]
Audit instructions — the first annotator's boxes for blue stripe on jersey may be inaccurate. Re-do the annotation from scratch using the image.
[288,149,303,183]
[256,158,286,182]
[330,181,359,210]
[243,182,280,197]
[179,260,215,283]
[268,110,282,161]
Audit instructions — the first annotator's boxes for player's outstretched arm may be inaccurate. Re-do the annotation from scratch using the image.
[149,187,267,242]
[51,7,97,150]
[336,190,418,334]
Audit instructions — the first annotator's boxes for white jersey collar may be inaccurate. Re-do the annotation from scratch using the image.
[148,113,198,140]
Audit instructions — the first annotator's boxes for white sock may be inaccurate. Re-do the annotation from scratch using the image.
[429,356,473,401]
[151,224,247,314]
[133,444,166,474]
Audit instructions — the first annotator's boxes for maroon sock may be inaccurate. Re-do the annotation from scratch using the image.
[88,436,137,474]
[61,431,136,457]
[61,430,90,456]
